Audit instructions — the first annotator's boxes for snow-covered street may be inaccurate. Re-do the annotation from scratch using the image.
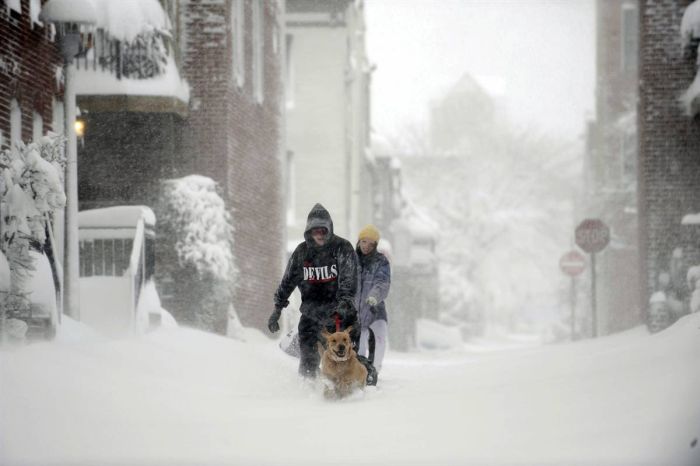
[2,313,699,466]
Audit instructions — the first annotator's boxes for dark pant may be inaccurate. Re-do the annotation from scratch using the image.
[297,312,359,378]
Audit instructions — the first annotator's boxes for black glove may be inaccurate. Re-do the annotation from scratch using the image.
[268,308,282,333]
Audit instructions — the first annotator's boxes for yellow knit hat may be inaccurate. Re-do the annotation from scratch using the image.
[358,224,380,243]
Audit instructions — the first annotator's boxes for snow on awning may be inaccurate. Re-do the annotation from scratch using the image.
[79,205,156,229]
[75,55,190,111]
[92,0,170,42]
[71,0,189,111]
[39,0,97,25]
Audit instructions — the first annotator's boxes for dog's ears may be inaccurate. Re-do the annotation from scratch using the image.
[344,325,353,334]
[321,329,332,338]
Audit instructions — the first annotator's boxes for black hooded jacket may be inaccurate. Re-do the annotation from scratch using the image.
[274,204,358,319]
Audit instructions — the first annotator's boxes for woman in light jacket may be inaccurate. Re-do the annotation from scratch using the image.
[355,224,391,373]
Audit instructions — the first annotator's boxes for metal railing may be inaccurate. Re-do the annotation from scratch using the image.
[128,217,147,323]
[78,219,148,333]
[75,29,170,80]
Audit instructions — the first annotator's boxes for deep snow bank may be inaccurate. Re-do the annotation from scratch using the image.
[1,313,699,466]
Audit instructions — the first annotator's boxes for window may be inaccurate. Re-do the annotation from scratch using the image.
[252,0,264,103]
[7,0,21,15]
[621,4,638,73]
[285,34,294,109]
[286,150,295,225]
[621,129,637,189]
[232,0,245,87]
[10,99,21,155]
[80,238,134,277]
[33,111,43,141]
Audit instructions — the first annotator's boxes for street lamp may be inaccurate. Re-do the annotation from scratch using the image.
[40,0,97,320]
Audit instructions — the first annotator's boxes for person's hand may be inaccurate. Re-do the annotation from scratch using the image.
[366,296,378,307]
[268,308,282,333]
[335,301,354,321]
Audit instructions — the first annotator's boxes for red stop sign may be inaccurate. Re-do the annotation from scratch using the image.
[559,250,586,276]
[575,218,610,254]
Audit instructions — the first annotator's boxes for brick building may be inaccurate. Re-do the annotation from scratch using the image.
[75,0,286,331]
[583,0,641,333]
[639,0,700,313]
[0,0,63,153]
[178,0,285,330]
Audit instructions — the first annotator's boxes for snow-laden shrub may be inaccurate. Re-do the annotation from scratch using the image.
[156,175,236,335]
[0,133,65,322]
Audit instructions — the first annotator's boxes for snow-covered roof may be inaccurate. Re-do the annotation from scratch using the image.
[681,212,700,225]
[681,0,700,49]
[371,133,388,152]
[402,198,439,239]
[78,205,156,229]
[92,0,170,42]
[40,0,98,25]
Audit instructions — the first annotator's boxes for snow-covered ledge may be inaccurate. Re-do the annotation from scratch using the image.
[73,0,190,115]
[680,0,700,115]
[75,56,190,115]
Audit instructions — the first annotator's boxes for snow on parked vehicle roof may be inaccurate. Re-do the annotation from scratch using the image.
[78,205,156,229]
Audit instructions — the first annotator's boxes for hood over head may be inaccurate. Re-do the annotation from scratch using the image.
[304,203,334,244]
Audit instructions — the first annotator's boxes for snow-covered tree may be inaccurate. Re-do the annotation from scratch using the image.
[395,75,581,339]
[156,175,236,335]
[0,134,65,331]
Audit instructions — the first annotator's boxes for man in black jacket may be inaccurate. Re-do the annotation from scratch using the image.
[268,203,359,378]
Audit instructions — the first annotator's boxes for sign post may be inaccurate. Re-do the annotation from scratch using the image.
[575,219,610,337]
[559,250,586,339]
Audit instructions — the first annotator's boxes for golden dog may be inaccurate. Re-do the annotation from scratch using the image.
[319,326,367,399]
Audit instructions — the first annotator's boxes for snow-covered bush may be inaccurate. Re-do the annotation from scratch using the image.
[0,134,65,326]
[156,175,236,335]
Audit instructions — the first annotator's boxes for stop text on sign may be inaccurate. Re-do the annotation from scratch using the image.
[575,218,610,254]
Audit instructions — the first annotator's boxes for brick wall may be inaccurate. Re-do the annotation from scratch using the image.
[0,0,62,148]
[639,0,700,305]
[181,0,284,330]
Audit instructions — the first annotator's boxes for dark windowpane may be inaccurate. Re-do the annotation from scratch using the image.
[79,241,86,276]
[94,239,104,275]
[104,239,114,276]
[83,241,94,277]
[124,239,133,272]
[114,239,126,275]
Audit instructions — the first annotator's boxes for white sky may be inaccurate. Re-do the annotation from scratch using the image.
[365,0,596,141]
